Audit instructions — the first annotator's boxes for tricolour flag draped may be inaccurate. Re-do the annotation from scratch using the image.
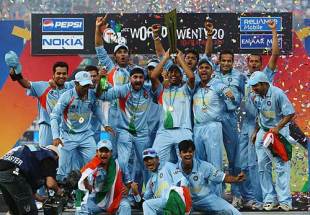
[78,156,125,214]
[263,131,292,162]
[164,186,192,215]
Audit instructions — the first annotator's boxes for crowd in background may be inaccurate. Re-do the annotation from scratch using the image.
[1,0,309,29]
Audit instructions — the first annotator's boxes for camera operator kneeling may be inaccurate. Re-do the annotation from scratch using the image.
[0,144,62,215]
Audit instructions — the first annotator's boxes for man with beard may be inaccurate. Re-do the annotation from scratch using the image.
[192,58,235,196]
[151,50,195,164]
[176,140,244,215]
[95,15,131,155]
[51,71,109,180]
[77,140,131,215]
[249,72,295,211]
[98,66,154,189]
[5,51,73,146]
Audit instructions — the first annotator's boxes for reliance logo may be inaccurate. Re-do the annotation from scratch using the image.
[42,35,84,50]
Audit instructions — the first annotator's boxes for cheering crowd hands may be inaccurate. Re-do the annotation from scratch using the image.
[267,19,276,30]
[96,14,109,33]
[151,24,161,39]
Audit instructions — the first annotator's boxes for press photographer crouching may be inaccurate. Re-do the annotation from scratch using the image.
[0,144,62,215]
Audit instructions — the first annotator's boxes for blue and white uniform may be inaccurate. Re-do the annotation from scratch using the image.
[192,78,234,195]
[99,84,153,184]
[176,158,241,215]
[50,88,106,179]
[77,165,131,215]
[212,67,245,196]
[143,162,185,215]
[96,46,130,155]
[27,81,74,146]
[238,67,276,202]
[152,83,194,163]
[251,85,294,207]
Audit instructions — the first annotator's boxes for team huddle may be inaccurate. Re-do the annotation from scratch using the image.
[0,15,296,215]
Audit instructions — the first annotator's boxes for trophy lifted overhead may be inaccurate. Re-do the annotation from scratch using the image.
[164,9,177,54]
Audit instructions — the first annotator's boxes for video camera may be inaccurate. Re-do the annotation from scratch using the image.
[43,170,81,215]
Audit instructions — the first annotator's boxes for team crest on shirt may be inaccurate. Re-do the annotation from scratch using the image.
[159,173,163,178]
[267,101,271,106]
[193,175,198,181]
[173,169,181,175]
[143,90,148,99]
[228,77,232,82]
[212,170,220,177]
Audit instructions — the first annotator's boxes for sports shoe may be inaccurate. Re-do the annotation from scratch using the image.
[232,196,243,209]
[243,200,263,210]
[278,203,292,211]
[263,202,277,211]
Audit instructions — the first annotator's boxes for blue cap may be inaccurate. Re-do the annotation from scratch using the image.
[97,140,113,151]
[114,44,129,53]
[130,65,145,77]
[142,148,158,159]
[198,58,213,68]
[248,71,269,86]
[75,71,92,86]
[168,64,183,74]
[147,58,160,69]
[5,51,22,74]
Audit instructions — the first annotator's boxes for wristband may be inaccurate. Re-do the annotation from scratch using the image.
[10,73,23,81]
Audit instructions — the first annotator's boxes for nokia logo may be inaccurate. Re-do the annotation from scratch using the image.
[42,35,84,50]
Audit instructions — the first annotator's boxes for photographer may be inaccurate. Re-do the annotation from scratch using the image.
[0,144,62,215]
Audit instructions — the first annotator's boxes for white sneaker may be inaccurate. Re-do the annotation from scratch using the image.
[232,196,243,209]
[278,203,292,211]
[263,202,277,211]
[35,201,43,210]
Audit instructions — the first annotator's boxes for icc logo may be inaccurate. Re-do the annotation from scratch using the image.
[103,28,127,45]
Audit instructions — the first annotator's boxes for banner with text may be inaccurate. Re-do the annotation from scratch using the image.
[31,13,292,55]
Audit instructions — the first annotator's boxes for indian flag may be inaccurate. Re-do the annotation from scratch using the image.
[263,131,292,162]
[78,156,125,214]
[164,186,192,215]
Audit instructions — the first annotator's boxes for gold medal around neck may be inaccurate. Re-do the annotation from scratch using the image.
[79,117,85,124]
[168,106,174,112]
[201,105,208,112]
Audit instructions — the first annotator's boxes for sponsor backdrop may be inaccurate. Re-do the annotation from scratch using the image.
[31,13,292,55]
[0,17,308,192]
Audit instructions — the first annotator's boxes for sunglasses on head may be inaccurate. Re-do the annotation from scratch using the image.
[143,149,156,155]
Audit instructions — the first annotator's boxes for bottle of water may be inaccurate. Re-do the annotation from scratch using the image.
[99,76,108,91]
